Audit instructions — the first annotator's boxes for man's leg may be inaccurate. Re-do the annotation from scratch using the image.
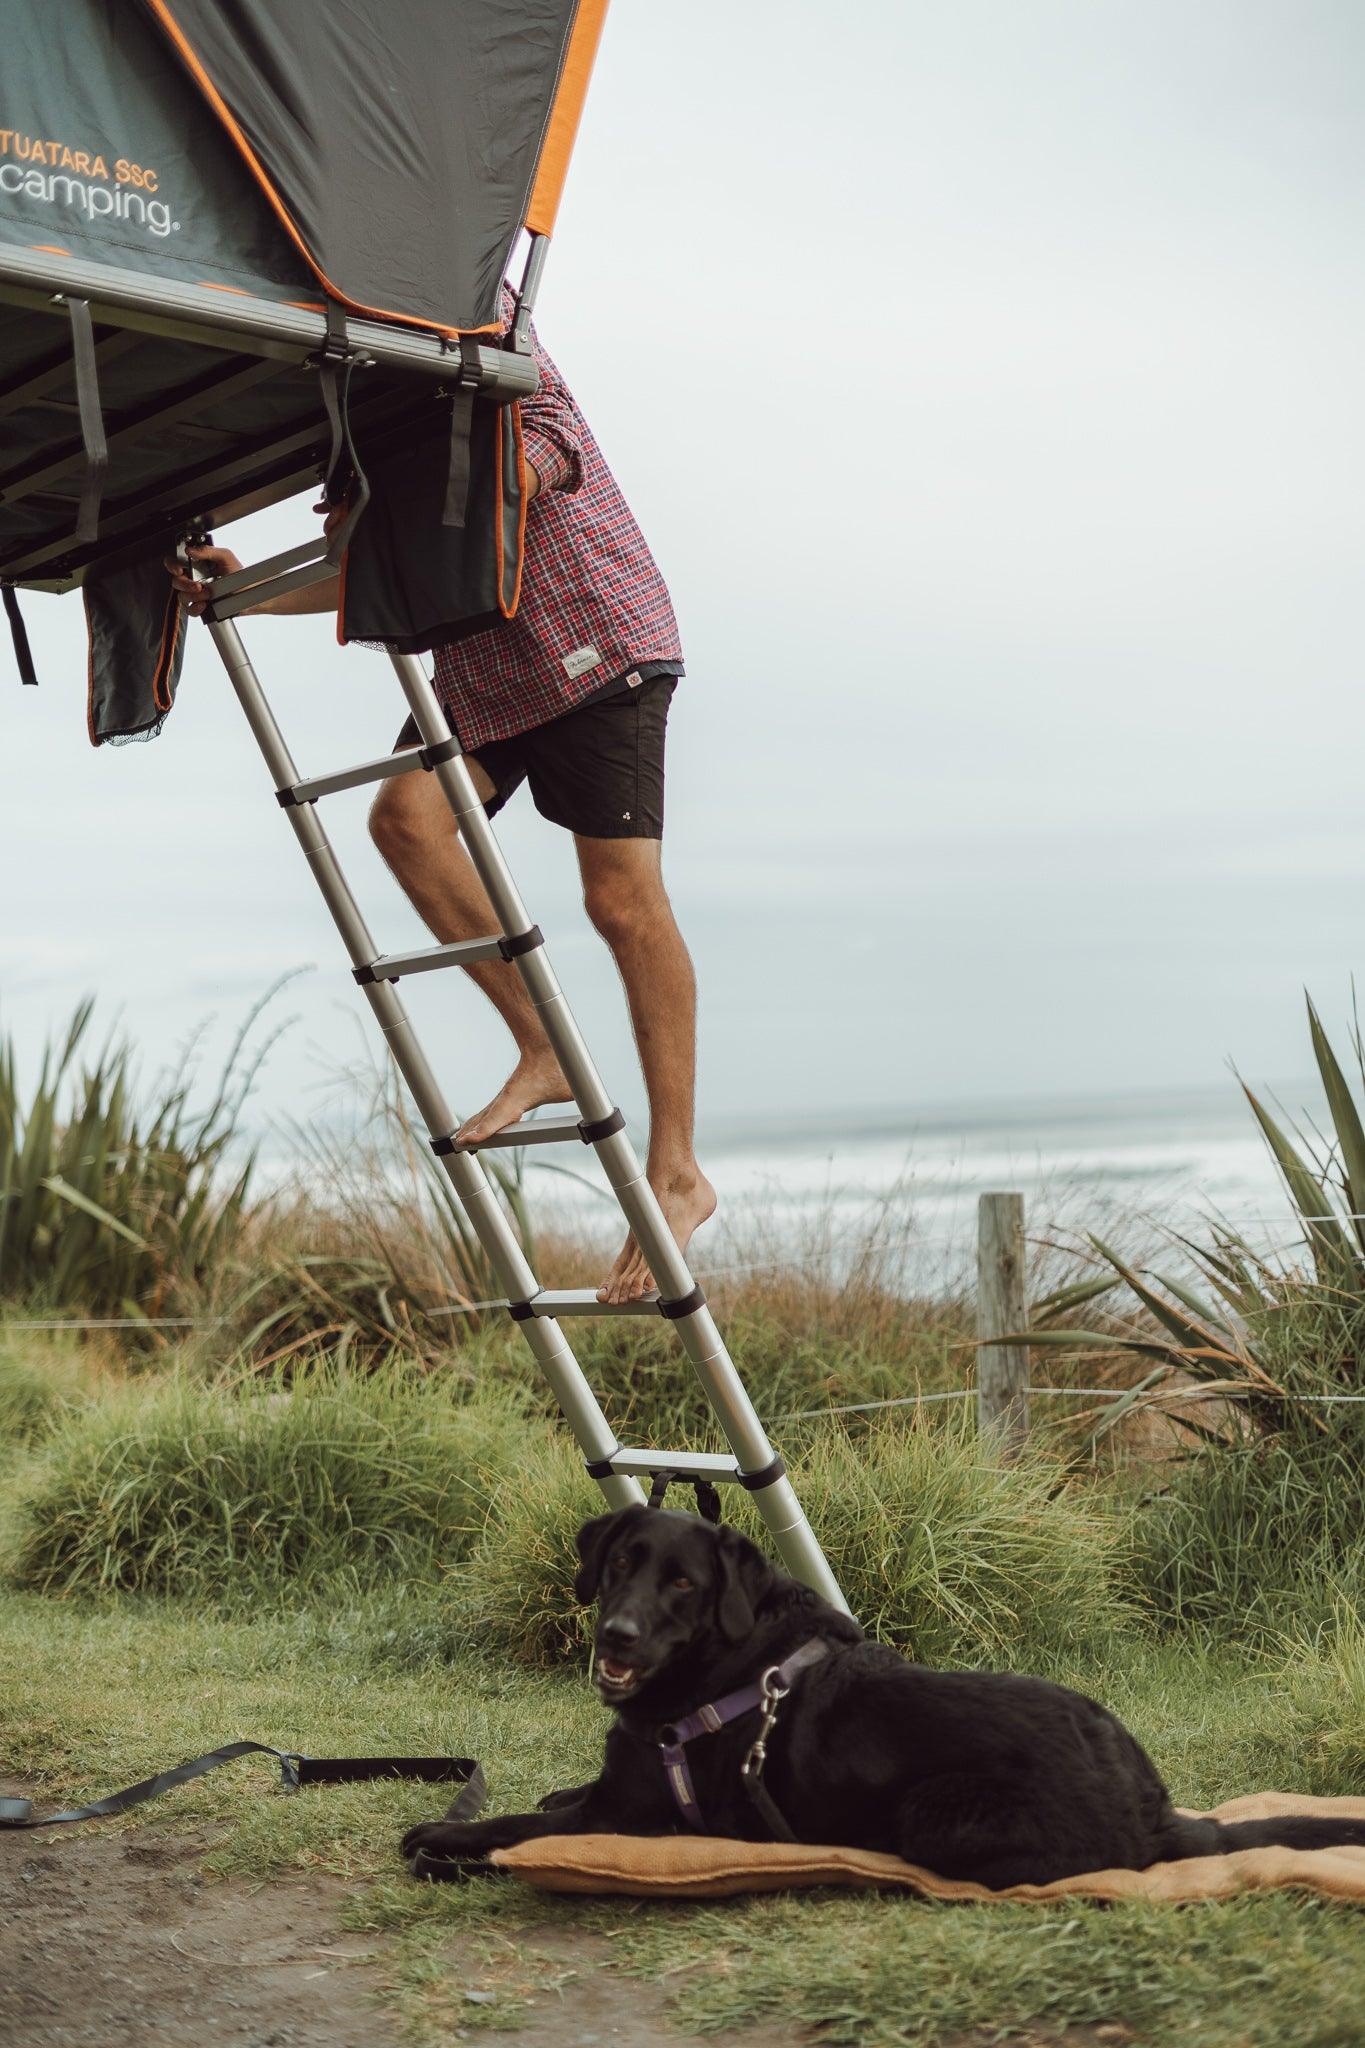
[369,765,571,1141]
[577,836,716,1303]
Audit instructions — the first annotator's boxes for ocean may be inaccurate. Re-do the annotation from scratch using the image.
[513,1078,1333,1294]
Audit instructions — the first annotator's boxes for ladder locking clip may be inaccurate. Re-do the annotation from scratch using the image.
[417,736,461,771]
[275,784,310,809]
[658,1284,706,1321]
[497,926,543,961]
[352,962,387,985]
[583,1447,624,1480]
[577,1108,625,1144]
[736,1455,786,1492]
[506,1300,538,1323]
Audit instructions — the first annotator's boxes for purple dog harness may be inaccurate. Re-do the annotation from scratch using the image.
[656,1639,828,1841]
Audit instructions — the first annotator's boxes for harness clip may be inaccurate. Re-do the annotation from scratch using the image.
[740,1666,789,1779]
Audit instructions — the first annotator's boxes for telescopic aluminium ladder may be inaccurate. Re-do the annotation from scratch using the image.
[197,574,848,1613]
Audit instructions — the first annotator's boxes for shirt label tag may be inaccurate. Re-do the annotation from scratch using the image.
[562,645,603,679]
[625,670,643,689]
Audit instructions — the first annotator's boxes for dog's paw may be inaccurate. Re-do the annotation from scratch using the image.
[402,1820,478,1861]
[403,1819,501,1883]
[409,1844,500,1883]
[537,1783,587,1813]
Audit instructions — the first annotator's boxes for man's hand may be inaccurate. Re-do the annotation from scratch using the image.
[166,498,341,620]
[165,545,241,616]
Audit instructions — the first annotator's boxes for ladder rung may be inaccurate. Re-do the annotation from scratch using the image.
[607,1450,742,1480]
[461,1114,587,1152]
[287,750,427,805]
[210,538,329,596]
[210,558,337,622]
[358,937,507,983]
[526,1288,663,1318]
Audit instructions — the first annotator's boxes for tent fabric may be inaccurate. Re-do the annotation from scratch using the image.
[0,1,314,304]
[142,0,595,335]
[489,1793,1365,1905]
[525,0,611,237]
[82,531,186,745]
[338,394,528,653]
[0,2,605,331]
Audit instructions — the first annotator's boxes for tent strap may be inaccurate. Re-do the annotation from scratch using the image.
[442,382,476,529]
[66,296,109,549]
[318,297,371,564]
[2,582,38,687]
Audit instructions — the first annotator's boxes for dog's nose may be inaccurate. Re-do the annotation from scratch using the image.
[599,1615,641,1651]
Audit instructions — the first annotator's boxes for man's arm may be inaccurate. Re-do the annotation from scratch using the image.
[517,317,584,498]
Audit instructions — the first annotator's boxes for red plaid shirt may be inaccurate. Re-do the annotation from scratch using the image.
[433,303,683,748]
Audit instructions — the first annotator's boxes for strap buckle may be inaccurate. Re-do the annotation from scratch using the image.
[740,1665,788,1780]
[646,1468,722,1523]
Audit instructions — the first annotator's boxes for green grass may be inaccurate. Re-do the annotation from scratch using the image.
[529,1286,973,1446]
[0,1323,99,1442]
[779,1415,1129,1665]
[5,1360,1129,1674]
[7,1369,533,1602]
[2,1591,1363,2047]
[2,1318,1362,2048]
[1129,1408,1365,1646]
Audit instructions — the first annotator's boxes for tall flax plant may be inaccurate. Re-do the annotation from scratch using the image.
[0,999,259,1317]
[1026,996,1365,1439]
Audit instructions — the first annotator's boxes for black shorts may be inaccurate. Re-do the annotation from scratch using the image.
[394,676,677,840]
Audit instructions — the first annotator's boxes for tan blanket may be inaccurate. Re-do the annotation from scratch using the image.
[491,1793,1365,1904]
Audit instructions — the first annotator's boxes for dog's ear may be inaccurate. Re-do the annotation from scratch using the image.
[574,1510,627,1605]
[714,1525,774,1642]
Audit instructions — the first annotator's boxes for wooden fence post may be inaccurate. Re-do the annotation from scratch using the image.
[977,1191,1029,1453]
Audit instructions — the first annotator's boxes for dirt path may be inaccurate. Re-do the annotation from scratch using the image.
[2,1824,400,2048]
[0,1798,799,2048]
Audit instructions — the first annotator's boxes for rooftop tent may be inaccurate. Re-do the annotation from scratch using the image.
[0,0,606,603]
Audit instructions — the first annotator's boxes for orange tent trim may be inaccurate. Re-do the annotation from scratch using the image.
[143,0,503,340]
[525,0,609,238]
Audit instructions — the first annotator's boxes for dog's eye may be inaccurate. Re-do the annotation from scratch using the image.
[671,1576,693,1593]
[610,1552,629,1572]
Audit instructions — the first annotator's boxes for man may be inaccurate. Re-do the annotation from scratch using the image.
[170,300,714,1304]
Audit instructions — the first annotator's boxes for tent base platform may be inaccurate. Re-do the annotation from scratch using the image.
[0,246,534,596]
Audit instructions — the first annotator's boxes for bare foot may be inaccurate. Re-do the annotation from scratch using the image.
[598,1165,717,1304]
[456,1052,572,1148]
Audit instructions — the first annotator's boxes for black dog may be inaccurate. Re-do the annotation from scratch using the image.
[403,1507,1365,1887]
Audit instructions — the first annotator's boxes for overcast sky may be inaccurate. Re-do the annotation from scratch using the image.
[3,0,1364,1147]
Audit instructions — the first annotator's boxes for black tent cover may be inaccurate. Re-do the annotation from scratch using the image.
[1,0,604,336]
[0,0,608,603]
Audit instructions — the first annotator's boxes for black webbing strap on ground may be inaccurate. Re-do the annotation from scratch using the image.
[0,1744,485,1831]
[317,297,371,563]
[66,295,108,548]
[2,583,38,687]
[647,1469,724,1524]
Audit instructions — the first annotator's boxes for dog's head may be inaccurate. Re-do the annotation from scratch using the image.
[573,1506,776,1705]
